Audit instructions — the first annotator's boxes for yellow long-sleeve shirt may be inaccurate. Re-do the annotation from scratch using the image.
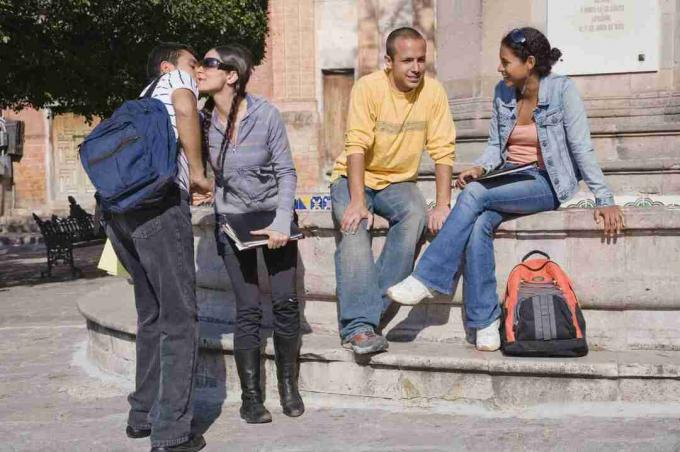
[330,70,456,190]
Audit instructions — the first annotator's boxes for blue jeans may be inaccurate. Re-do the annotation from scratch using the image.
[331,178,427,341]
[413,167,560,329]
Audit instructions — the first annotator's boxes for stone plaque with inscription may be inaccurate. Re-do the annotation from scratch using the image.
[546,0,659,75]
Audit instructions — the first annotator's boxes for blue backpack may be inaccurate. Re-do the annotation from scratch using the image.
[79,79,178,213]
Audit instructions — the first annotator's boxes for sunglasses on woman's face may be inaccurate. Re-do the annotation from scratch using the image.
[200,57,230,70]
[509,28,527,46]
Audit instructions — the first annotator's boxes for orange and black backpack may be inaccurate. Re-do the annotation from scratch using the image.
[501,250,588,357]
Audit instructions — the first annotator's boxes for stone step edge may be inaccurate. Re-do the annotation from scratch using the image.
[440,158,680,175]
[0,233,44,246]
[78,295,680,381]
[196,285,680,312]
[191,207,680,232]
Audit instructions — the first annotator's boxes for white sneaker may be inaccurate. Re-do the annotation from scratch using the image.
[476,319,501,352]
[386,276,434,306]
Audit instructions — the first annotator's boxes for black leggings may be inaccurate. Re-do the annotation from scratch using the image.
[218,234,300,350]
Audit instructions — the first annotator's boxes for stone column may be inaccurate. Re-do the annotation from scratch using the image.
[265,0,323,192]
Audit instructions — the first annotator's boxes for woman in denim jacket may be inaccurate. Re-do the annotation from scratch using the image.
[196,44,304,423]
[387,27,625,351]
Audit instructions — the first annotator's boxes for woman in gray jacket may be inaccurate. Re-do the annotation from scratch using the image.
[196,44,303,423]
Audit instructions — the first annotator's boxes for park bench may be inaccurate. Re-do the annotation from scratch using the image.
[32,197,106,277]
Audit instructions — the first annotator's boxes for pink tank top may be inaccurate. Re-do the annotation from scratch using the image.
[506,123,544,168]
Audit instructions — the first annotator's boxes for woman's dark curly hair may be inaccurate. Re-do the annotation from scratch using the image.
[501,27,563,77]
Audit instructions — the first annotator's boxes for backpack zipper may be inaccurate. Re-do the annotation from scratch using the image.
[514,300,522,331]
[88,136,141,166]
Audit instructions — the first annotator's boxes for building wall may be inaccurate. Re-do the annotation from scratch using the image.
[1,0,326,218]
[2,109,101,217]
[1,108,49,216]
[437,0,680,169]
[10,0,675,218]
[269,0,323,192]
[317,0,358,71]
[357,0,437,76]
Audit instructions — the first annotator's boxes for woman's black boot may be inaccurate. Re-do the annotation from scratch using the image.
[234,348,272,423]
[273,334,305,417]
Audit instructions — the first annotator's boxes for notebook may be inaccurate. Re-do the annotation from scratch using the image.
[475,162,537,181]
[220,211,303,251]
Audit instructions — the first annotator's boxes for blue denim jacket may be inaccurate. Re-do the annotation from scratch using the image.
[474,73,615,207]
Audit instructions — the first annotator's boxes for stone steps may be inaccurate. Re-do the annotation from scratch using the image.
[196,291,680,352]
[78,280,680,408]
[77,202,680,407]
[190,206,680,353]
[417,157,680,203]
[195,207,680,309]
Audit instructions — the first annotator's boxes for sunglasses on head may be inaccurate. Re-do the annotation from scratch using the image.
[508,28,527,46]
[200,57,231,70]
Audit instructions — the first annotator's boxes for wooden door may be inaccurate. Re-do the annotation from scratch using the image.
[322,69,354,171]
[51,114,98,208]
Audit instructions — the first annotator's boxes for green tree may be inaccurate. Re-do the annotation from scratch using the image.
[0,0,268,119]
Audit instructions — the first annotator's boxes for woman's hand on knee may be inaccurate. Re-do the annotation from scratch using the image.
[455,166,485,189]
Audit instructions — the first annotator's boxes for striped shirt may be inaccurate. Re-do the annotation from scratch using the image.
[140,69,198,193]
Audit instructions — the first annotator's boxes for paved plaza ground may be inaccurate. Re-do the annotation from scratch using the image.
[1,244,680,451]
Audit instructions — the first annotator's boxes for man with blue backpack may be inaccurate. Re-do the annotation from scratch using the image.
[80,42,210,452]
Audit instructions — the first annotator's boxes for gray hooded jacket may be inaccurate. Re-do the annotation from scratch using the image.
[205,94,297,235]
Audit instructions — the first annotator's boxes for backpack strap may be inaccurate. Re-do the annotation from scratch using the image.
[503,265,526,343]
[545,262,585,339]
[141,75,163,99]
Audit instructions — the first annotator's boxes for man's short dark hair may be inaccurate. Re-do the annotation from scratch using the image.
[385,27,425,59]
[146,42,197,79]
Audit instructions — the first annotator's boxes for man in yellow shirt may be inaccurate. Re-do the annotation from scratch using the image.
[330,27,456,354]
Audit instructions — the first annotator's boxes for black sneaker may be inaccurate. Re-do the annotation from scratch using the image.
[342,331,389,354]
[150,434,206,452]
[126,425,151,439]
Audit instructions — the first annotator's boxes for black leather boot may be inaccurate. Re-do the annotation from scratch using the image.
[273,334,305,417]
[234,348,272,423]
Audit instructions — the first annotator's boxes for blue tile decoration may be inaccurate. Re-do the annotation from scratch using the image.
[321,195,331,209]
[292,194,680,211]
[310,195,323,210]
[295,194,332,210]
